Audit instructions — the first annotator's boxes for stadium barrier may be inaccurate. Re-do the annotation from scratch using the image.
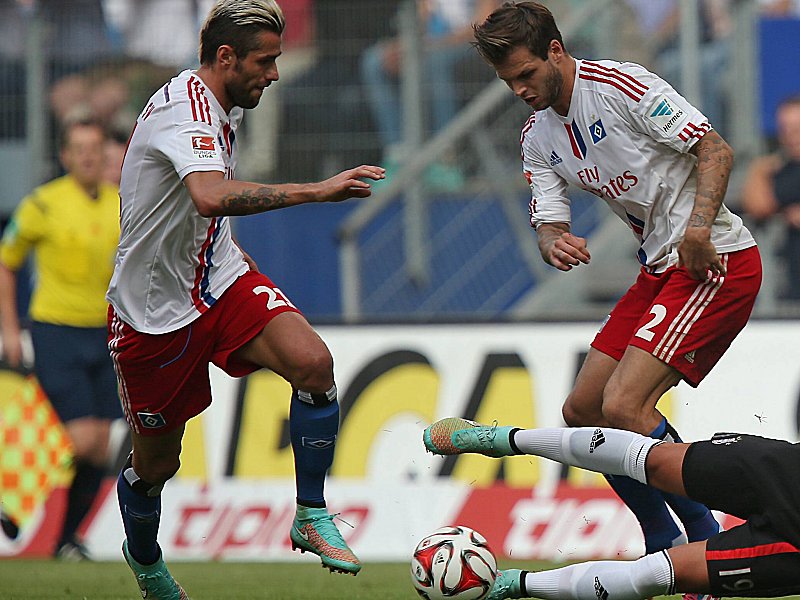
[1,320,797,561]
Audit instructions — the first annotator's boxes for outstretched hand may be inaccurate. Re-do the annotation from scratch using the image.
[317,165,386,203]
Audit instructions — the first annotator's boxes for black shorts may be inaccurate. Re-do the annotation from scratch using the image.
[683,434,800,597]
[31,321,122,423]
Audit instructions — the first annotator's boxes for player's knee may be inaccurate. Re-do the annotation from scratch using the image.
[562,396,601,427]
[134,456,181,485]
[290,348,334,392]
[643,450,668,488]
[601,395,640,431]
[562,402,583,427]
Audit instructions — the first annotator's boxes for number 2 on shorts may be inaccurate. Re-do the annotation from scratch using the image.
[635,304,667,342]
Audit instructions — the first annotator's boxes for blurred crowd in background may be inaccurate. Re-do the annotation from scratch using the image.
[1,0,799,320]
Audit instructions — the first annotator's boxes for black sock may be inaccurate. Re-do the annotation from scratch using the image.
[519,570,530,596]
[58,461,104,547]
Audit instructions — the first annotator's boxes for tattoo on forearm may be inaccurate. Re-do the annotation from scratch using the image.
[690,131,732,228]
[221,186,289,214]
[688,214,708,228]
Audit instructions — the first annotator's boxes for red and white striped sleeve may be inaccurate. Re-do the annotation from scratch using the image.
[583,60,711,154]
[154,73,226,180]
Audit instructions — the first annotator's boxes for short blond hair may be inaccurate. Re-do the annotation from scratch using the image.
[199,0,286,65]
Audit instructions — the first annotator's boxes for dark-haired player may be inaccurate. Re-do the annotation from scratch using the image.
[469,0,761,564]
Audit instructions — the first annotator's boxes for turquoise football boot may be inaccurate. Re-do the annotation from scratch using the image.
[487,569,524,600]
[123,540,189,600]
[290,505,361,575]
[423,417,516,458]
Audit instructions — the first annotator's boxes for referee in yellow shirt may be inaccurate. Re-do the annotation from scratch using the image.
[0,119,127,560]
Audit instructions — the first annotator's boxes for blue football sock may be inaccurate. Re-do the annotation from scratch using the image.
[599,397,683,553]
[290,387,339,508]
[117,460,161,565]
[604,473,683,554]
[653,419,720,541]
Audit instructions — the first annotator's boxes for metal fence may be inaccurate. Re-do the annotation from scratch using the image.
[1,0,798,322]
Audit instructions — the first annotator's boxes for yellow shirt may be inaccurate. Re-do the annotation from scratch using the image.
[0,175,120,327]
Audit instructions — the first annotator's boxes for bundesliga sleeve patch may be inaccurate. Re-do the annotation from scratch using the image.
[646,94,689,137]
[191,135,217,158]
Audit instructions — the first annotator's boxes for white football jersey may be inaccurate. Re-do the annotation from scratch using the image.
[522,59,755,272]
[107,69,249,333]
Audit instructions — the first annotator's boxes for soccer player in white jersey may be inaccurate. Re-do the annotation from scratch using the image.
[106,1,384,597]
[470,0,761,584]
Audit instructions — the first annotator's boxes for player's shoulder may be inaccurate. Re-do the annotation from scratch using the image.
[157,70,221,129]
[519,112,538,142]
[519,109,561,152]
[167,69,203,104]
[577,58,656,105]
[518,112,544,158]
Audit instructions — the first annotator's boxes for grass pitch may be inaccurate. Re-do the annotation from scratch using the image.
[0,560,797,600]
[1,560,418,599]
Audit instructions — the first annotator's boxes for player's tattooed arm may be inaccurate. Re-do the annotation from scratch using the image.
[679,130,734,279]
[184,165,383,217]
[183,171,309,217]
[220,186,289,215]
[688,130,734,232]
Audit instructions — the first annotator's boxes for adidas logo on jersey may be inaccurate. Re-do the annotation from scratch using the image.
[589,428,605,453]
[684,350,696,363]
[550,150,563,166]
